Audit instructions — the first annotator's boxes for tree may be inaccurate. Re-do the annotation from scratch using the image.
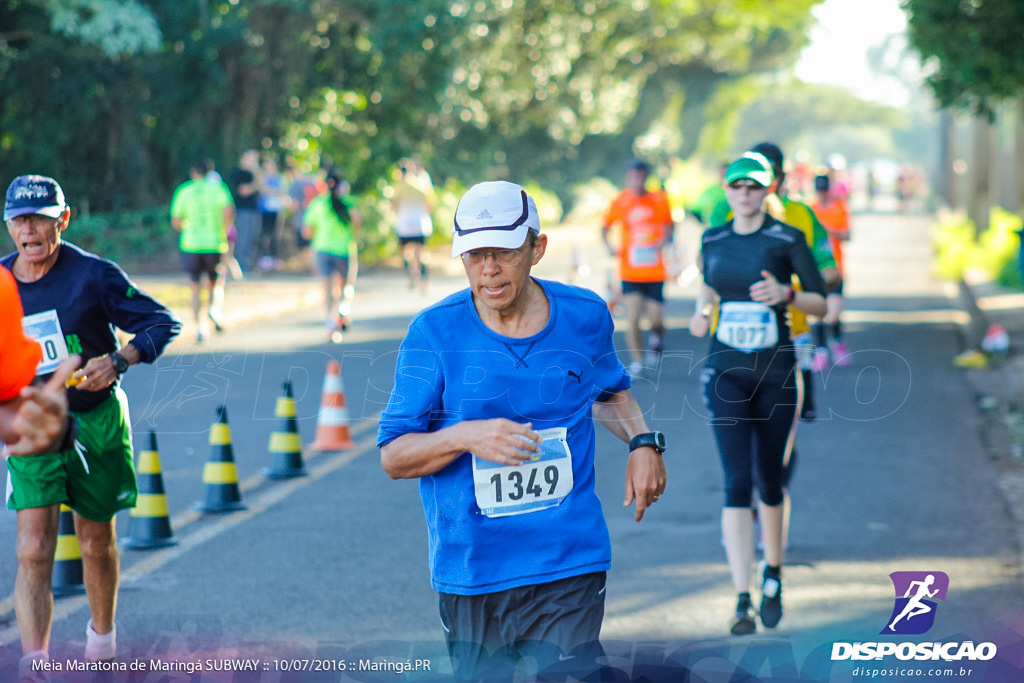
[0,0,825,214]
[904,0,1024,114]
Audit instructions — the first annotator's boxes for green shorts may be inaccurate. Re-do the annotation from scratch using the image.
[5,388,138,522]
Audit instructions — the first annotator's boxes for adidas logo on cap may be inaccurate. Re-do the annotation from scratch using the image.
[451,180,540,257]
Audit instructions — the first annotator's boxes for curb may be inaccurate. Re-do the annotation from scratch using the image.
[958,278,1024,594]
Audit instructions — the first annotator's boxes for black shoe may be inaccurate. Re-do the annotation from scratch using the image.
[207,311,225,333]
[730,592,756,635]
[760,565,783,628]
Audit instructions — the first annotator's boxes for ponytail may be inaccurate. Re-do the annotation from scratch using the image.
[325,169,351,223]
[330,192,350,224]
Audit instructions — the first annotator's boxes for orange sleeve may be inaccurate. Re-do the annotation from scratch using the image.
[0,268,42,402]
[836,200,850,232]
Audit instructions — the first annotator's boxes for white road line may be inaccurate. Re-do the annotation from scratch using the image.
[0,418,380,648]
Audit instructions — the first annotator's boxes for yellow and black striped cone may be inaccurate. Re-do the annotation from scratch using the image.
[52,504,85,597]
[195,405,246,513]
[262,381,306,479]
[120,431,177,549]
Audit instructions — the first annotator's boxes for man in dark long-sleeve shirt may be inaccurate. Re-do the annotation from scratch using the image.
[2,174,181,675]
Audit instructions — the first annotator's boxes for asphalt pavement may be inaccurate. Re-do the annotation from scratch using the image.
[1,213,1023,682]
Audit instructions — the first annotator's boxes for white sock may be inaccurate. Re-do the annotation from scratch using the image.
[85,620,116,660]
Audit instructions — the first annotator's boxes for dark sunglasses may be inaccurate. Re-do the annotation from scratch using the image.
[727,180,767,190]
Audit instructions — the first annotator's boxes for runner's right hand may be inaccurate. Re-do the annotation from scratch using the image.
[462,419,542,466]
[7,355,80,457]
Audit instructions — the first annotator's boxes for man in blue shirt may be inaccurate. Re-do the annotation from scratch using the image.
[378,180,668,681]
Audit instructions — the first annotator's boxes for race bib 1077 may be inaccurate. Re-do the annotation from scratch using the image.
[715,301,779,353]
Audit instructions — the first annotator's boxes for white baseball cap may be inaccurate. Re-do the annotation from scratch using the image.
[451,181,540,257]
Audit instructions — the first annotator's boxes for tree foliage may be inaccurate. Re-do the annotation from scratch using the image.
[0,0,823,213]
[48,0,162,56]
[735,80,909,148]
[904,0,1024,114]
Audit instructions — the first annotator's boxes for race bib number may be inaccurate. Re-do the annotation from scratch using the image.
[716,302,778,353]
[627,245,660,268]
[472,427,574,518]
[22,310,69,375]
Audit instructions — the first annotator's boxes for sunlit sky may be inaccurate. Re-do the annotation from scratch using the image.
[795,0,916,106]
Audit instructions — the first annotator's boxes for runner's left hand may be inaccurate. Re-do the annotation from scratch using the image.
[624,448,667,522]
[70,354,118,392]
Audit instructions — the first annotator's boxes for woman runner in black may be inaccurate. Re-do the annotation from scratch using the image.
[689,153,826,634]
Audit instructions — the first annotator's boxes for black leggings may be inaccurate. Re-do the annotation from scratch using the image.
[814,320,843,346]
[702,367,800,508]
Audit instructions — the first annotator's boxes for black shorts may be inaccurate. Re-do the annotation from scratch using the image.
[181,252,221,283]
[439,572,606,681]
[621,280,665,302]
[398,235,427,247]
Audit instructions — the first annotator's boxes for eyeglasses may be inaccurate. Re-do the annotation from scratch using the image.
[7,213,61,227]
[460,245,530,267]
[727,180,767,191]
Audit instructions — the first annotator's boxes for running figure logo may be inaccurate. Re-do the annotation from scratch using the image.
[882,571,949,635]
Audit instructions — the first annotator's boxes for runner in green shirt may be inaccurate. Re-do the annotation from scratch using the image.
[302,167,362,340]
[170,158,235,341]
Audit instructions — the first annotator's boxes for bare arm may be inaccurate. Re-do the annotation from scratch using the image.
[592,388,667,521]
[661,220,676,248]
[823,292,843,325]
[689,281,718,338]
[601,224,618,256]
[380,418,542,480]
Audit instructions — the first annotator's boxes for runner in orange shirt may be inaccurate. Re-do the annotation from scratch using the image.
[807,174,851,366]
[0,267,41,404]
[601,159,675,376]
[0,266,78,457]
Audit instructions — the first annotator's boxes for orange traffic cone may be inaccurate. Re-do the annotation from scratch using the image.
[262,380,306,479]
[309,360,355,452]
[195,405,246,513]
[53,505,85,597]
[121,431,177,549]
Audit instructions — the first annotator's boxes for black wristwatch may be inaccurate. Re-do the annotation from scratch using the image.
[110,352,130,375]
[629,431,666,454]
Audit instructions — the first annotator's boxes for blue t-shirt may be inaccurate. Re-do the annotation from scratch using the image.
[377,278,630,596]
[2,242,182,413]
